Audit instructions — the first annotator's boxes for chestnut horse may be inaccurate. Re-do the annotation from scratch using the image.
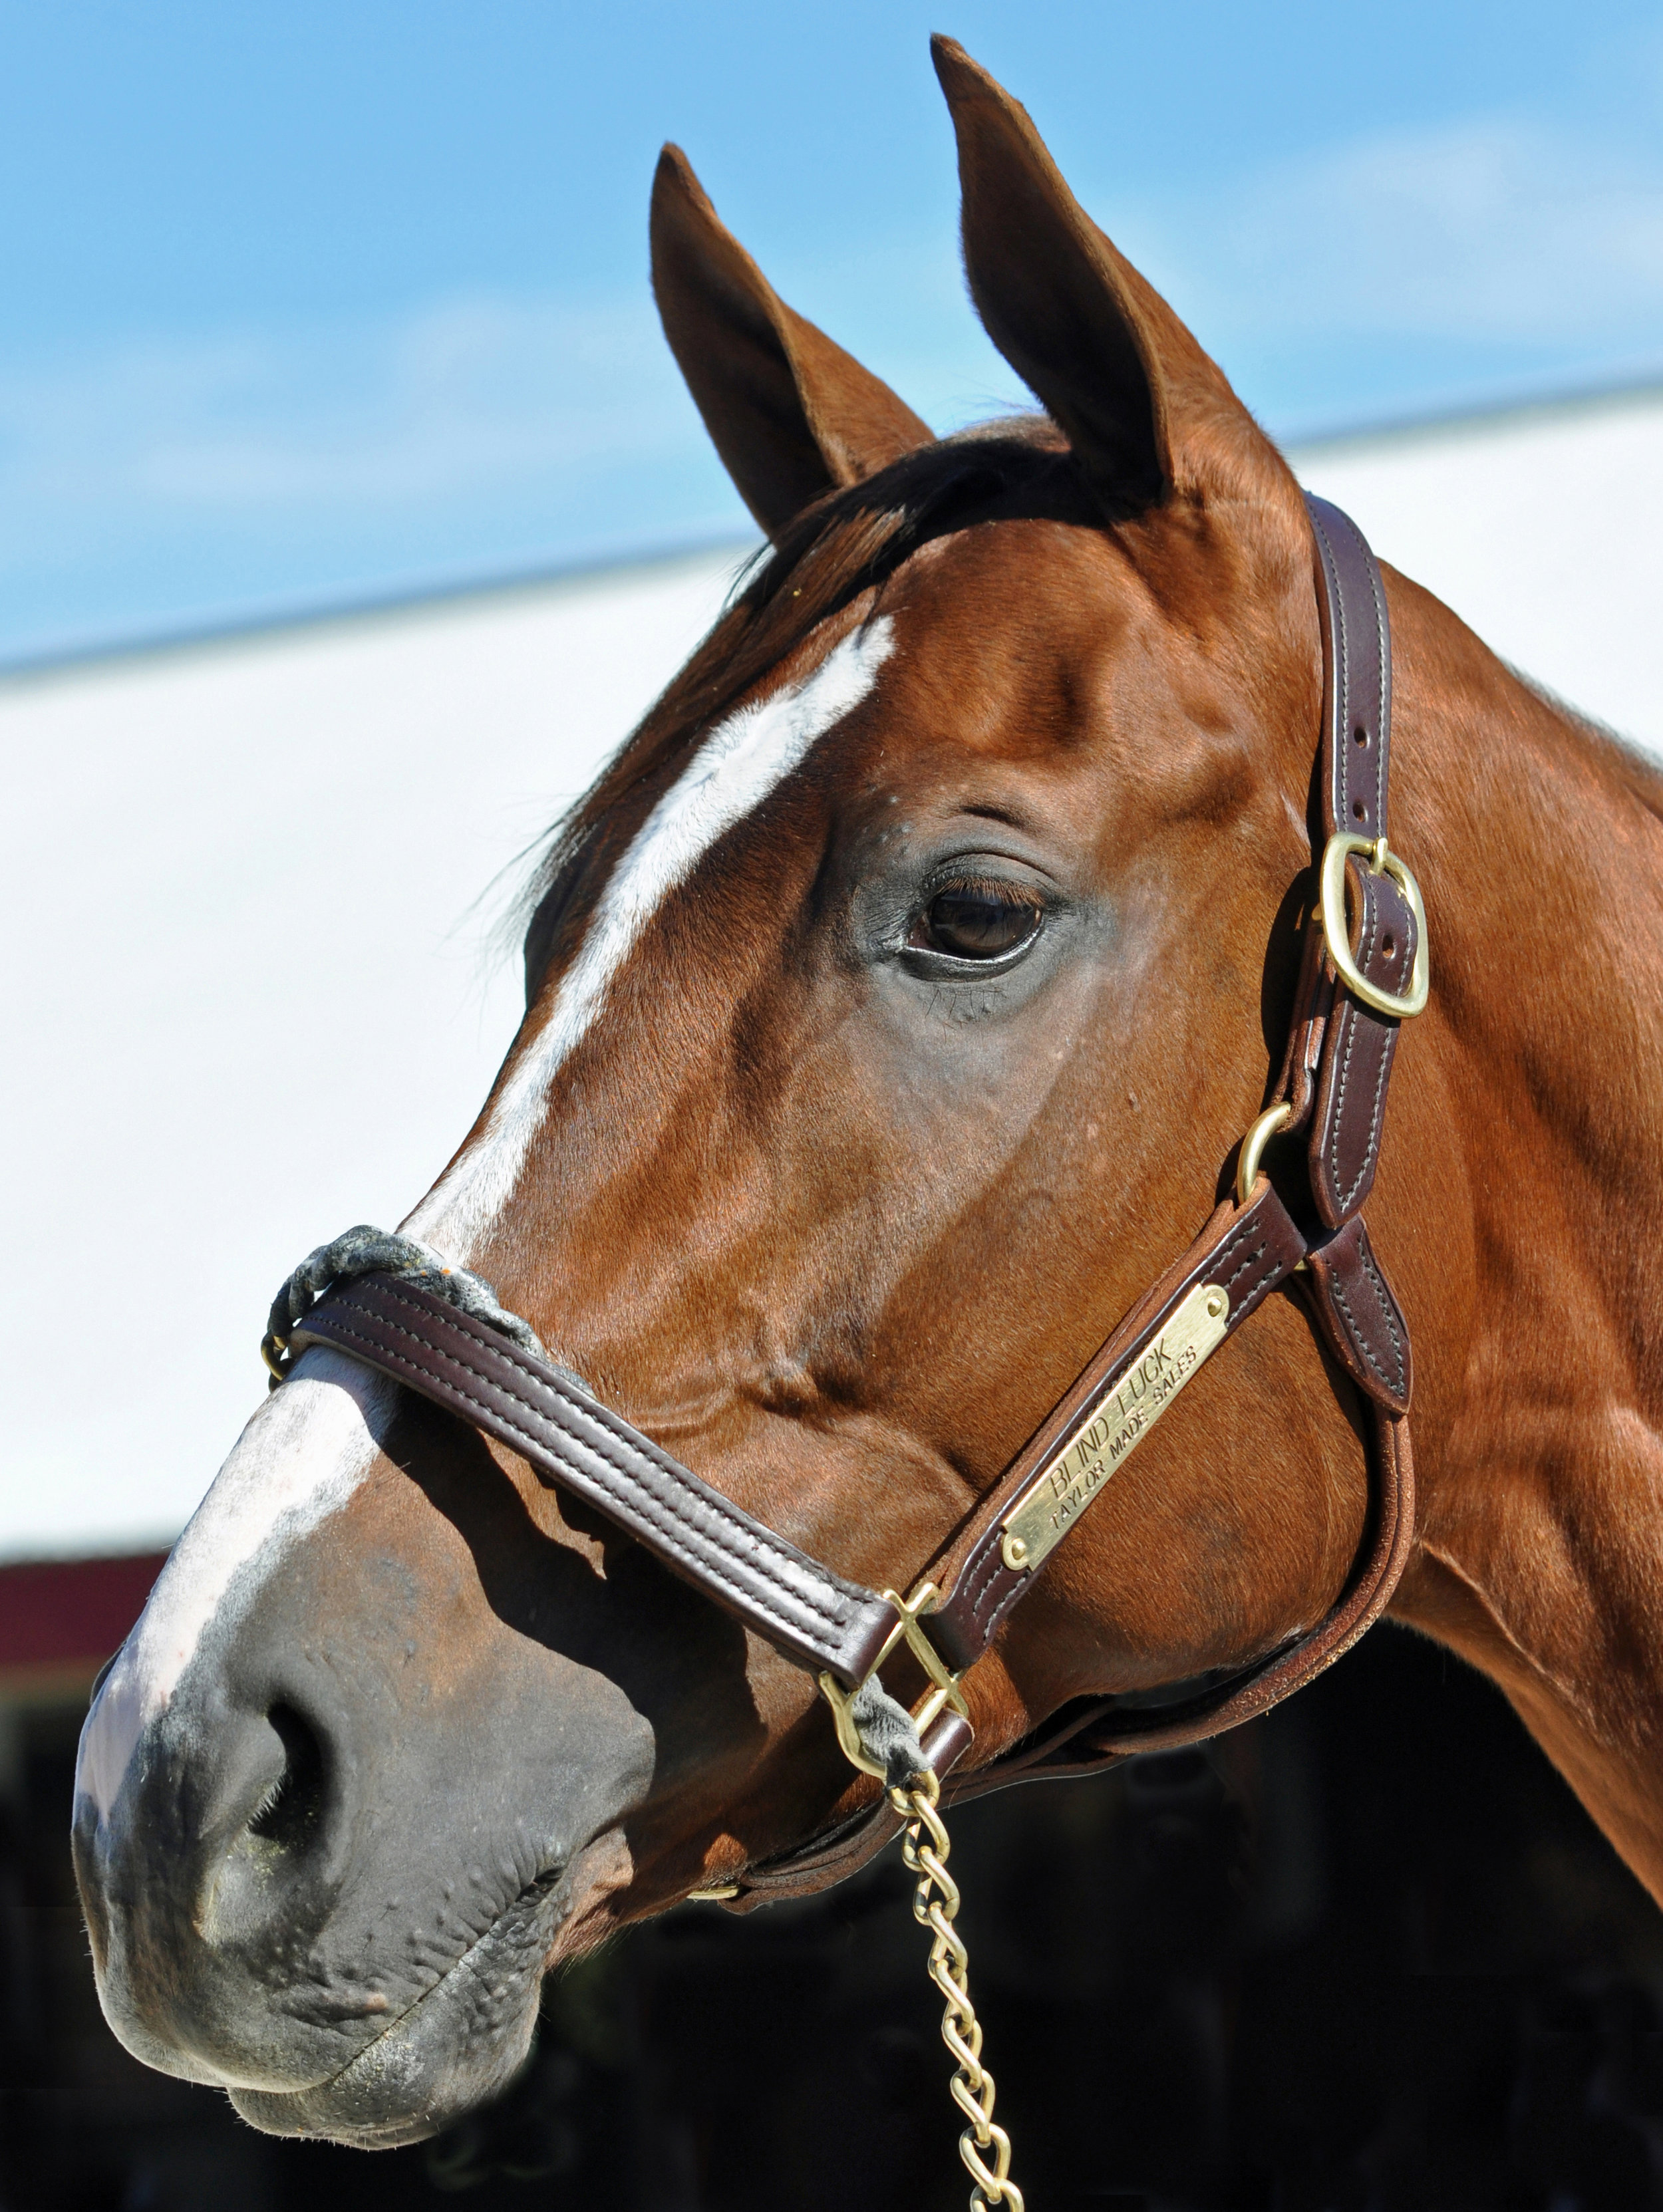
[75,37,1663,2159]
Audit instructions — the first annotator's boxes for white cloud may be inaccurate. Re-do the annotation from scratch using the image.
[1118,112,1663,351]
[0,290,696,525]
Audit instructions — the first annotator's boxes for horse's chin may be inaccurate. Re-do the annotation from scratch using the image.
[227,1829,633,2149]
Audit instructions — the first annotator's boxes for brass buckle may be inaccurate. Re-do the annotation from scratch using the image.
[817,1580,969,1782]
[1319,833,1430,1019]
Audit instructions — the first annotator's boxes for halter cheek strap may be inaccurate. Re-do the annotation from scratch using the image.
[277,492,1428,1902]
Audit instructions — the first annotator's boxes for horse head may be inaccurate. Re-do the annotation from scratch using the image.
[75,42,1406,2147]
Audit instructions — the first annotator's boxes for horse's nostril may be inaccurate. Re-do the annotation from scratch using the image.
[247,1703,328,1852]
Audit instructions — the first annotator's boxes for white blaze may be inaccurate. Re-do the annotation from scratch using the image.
[77,1351,396,1820]
[404,615,894,1259]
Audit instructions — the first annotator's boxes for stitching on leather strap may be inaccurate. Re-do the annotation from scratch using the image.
[1327,893,1392,1214]
[1210,1216,1255,1274]
[314,1309,857,1663]
[1318,507,1354,828]
[1220,1232,1268,1298]
[311,1294,862,1636]
[357,1280,859,1613]
[979,1578,1029,1644]
[1326,501,1388,828]
[1227,1244,1286,1324]
[964,1538,1011,1631]
[1354,1241,1406,1397]
[1326,1260,1403,1397]
[1335,504,1388,831]
[311,1312,860,1656]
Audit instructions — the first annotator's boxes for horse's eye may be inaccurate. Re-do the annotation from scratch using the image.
[913,881,1044,960]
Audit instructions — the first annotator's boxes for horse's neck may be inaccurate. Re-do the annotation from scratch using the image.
[1410,593,1663,1337]
[1386,574,1663,1900]
[1414,604,1663,1208]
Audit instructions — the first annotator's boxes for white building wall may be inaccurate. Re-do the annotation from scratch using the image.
[1300,386,1663,749]
[3,388,1661,1558]
[1,549,742,1556]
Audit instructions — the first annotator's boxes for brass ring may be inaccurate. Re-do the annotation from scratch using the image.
[1235,1100,1294,1206]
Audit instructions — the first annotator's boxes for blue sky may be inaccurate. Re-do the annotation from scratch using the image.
[4,1,1663,661]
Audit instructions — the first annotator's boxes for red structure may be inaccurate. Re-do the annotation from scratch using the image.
[0,1552,166,1690]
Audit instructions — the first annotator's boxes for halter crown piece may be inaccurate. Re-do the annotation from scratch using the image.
[265,497,1427,2211]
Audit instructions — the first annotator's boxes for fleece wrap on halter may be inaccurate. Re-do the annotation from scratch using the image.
[263,1225,929,1787]
[263,1225,566,1379]
[848,1675,932,1791]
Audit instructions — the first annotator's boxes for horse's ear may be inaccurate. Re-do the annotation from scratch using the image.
[931,37,1259,510]
[651,145,934,536]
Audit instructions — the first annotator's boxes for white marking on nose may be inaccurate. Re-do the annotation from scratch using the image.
[404,617,894,1262]
[76,1349,396,1824]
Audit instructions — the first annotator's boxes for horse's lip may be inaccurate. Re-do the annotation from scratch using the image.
[225,1881,565,2144]
[301,1860,571,2082]
[229,1827,634,2143]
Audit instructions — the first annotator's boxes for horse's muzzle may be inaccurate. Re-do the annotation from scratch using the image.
[71,1533,654,2144]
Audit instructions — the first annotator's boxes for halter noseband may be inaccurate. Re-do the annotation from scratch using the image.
[267,493,1426,1891]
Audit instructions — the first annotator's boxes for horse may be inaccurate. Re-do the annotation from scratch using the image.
[73,33,1663,2177]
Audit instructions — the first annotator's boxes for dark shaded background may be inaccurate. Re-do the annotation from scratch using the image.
[7,1621,1663,2211]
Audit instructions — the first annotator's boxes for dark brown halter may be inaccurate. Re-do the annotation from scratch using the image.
[281,493,1426,1907]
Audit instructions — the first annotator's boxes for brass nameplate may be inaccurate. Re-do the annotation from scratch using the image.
[1000,1282,1231,1576]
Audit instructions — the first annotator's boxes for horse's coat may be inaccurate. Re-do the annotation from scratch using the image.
[406,617,894,1262]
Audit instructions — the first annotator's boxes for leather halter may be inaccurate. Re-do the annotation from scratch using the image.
[283,494,1426,1908]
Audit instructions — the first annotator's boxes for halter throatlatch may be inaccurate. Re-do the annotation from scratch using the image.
[267,495,1426,2212]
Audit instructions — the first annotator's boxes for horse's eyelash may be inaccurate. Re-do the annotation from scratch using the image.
[931,875,1044,907]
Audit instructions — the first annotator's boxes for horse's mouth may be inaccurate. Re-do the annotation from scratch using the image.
[229,1828,634,2148]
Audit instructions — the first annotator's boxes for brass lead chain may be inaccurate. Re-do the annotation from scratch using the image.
[889,1768,1024,2212]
